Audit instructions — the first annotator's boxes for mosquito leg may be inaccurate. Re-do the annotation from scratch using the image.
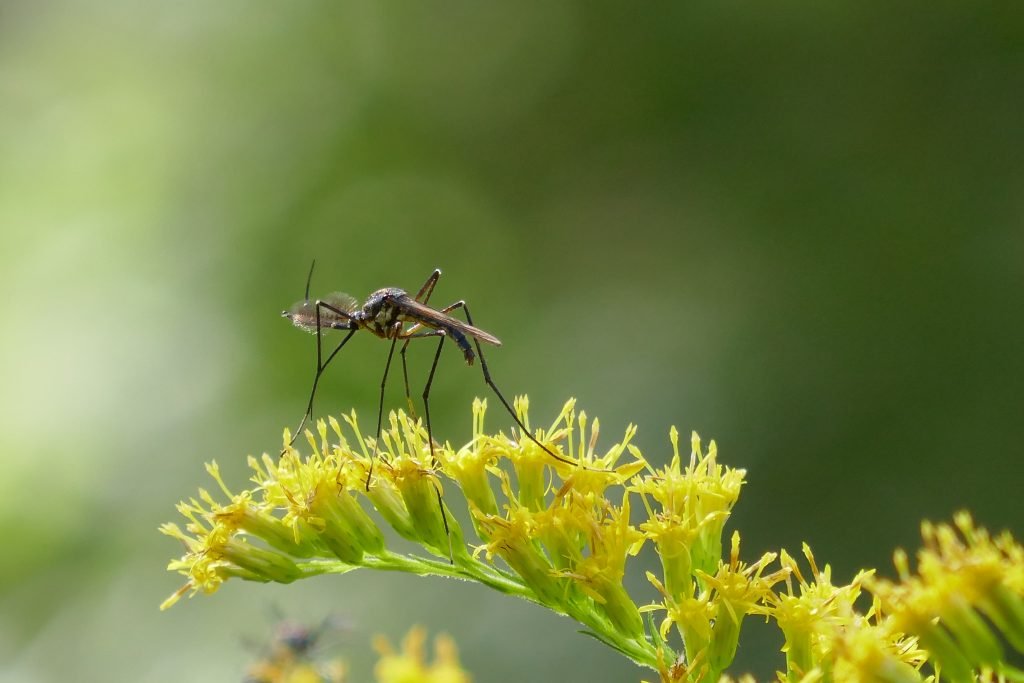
[303,259,316,300]
[367,334,400,490]
[399,269,442,418]
[456,303,577,467]
[400,339,417,418]
[398,290,467,419]
[288,301,327,446]
[417,331,452,561]
[433,479,452,563]
[290,258,320,444]
[414,268,442,303]
[374,325,454,560]
[289,328,356,446]
[421,332,447,467]
[286,303,356,450]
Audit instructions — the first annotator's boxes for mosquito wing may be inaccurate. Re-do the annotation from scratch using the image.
[394,295,502,346]
[284,292,358,332]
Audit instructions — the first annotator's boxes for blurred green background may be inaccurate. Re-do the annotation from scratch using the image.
[1,1,1021,681]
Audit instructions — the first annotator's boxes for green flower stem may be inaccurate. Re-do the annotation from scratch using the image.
[291,552,532,599]
[368,551,534,599]
[293,550,663,669]
[563,608,662,668]
[294,560,359,577]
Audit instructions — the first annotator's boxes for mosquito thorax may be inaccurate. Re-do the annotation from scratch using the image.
[362,288,405,327]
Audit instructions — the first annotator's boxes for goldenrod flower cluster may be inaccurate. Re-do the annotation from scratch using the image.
[242,622,468,683]
[162,398,1024,682]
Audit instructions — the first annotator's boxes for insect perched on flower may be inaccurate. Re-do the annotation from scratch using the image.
[282,264,578,486]
[243,615,348,683]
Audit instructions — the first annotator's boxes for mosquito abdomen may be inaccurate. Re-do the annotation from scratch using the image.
[446,327,476,365]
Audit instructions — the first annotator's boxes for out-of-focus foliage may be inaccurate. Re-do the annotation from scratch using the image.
[1,1,1021,681]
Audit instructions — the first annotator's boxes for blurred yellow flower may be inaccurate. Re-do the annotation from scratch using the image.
[374,627,471,683]
[867,512,1024,681]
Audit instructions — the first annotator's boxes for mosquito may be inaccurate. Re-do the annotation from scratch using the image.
[281,264,577,488]
[243,612,349,683]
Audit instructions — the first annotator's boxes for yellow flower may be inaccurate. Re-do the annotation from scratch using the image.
[467,403,649,635]
[767,544,873,680]
[697,533,788,676]
[472,499,567,606]
[828,618,924,683]
[644,535,785,681]
[554,406,648,499]
[258,423,385,564]
[373,411,457,558]
[160,462,304,609]
[666,590,716,669]
[161,398,1024,682]
[506,396,576,510]
[373,627,471,683]
[162,398,727,674]
[867,512,1024,681]
[633,429,746,584]
[445,399,502,522]
[557,492,647,638]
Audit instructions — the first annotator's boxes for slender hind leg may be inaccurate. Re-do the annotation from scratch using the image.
[399,298,459,558]
[381,325,455,561]
[366,332,400,490]
[420,332,447,467]
[419,331,452,557]
[454,303,577,467]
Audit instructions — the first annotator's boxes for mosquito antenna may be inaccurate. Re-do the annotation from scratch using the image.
[303,259,317,301]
